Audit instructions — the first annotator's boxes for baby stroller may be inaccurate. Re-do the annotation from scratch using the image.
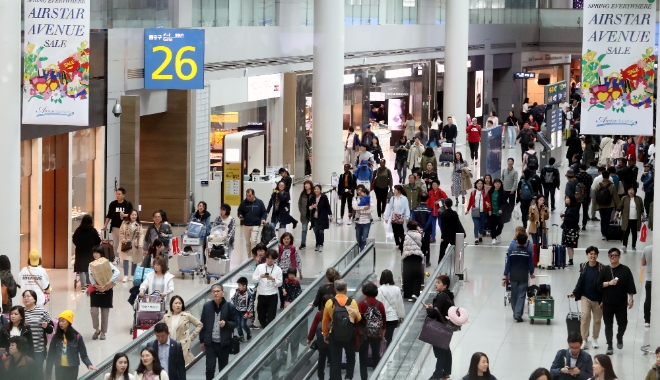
[438,142,454,167]
[354,159,373,190]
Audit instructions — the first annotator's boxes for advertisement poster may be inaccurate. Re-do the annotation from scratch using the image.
[474,70,483,118]
[23,0,90,126]
[223,162,243,207]
[581,0,655,135]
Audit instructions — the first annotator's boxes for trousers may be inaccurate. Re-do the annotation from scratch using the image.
[392,223,405,251]
[598,208,614,238]
[355,223,371,251]
[330,335,355,380]
[431,346,452,378]
[359,339,382,380]
[242,225,260,258]
[54,365,79,380]
[602,303,628,345]
[645,281,652,324]
[374,186,388,217]
[580,198,591,227]
[468,142,480,160]
[205,342,230,380]
[257,294,278,328]
[340,193,354,218]
[623,219,638,248]
[91,307,110,333]
[488,214,503,239]
[510,281,528,319]
[580,297,602,341]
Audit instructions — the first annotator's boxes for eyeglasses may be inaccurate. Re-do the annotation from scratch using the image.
[211,290,223,293]
[609,254,620,258]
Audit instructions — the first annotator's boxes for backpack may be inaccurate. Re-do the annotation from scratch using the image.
[362,301,384,340]
[519,180,533,201]
[315,320,329,349]
[575,182,586,203]
[331,297,355,343]
[595,182,613,205]
[543,165,555,184]
[526,152,538,169]
[260,224,276,244]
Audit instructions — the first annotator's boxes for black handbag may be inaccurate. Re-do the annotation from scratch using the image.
[209,244,226,259]
[230,335,241,355]
[418,308,454,350]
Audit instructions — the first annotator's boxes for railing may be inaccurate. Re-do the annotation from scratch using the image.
[77,240,279,380]
[369,243,460,380]
[221,242,378,380]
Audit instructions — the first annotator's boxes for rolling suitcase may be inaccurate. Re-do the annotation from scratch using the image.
[532,243,539,266]
[606,221,623,241]
[550,224,566,269]
[101,230,116,263]
[566,295,581,336]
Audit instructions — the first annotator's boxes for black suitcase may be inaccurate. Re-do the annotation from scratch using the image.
[566,295,581,336]
[606,222,623,241]
[439,153,453,162]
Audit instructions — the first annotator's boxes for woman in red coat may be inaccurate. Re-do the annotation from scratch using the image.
[427,180,449,243]
[465,178,492,245]
[626,136,636,160]
[467,117,482,163]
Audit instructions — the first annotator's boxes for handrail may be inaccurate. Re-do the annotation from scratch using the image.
[78,240,278,380]
[213,242,364,378]
[369,244,458,380]
[235,242,377,380]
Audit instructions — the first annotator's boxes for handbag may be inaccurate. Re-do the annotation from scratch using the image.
[391,213,405,224]
[121,241,132,252]
[471,207,480,218]
[418,308,454,350]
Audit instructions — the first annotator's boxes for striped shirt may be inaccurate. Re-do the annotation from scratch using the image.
[25,306,52,352]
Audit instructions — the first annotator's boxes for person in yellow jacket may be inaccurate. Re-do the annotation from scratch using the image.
[322,279,361,380]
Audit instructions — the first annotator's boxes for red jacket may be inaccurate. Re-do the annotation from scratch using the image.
[358,297,387,338]
[626,142,636,160]
[307,311,322,342]
[466,124,481,143]
[466,188,492,213]
[427,188,449,216]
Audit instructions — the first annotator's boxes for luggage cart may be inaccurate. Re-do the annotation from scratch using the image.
[528,275,554,325]
[179,234,204,279]
[438,142,454,167]
[131,292,168,338]
[206,226,229,284]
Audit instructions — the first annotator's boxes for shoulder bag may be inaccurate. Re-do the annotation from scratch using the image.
[418,307,454,350]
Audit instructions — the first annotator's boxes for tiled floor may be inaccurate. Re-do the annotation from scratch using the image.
[37,140,654,379]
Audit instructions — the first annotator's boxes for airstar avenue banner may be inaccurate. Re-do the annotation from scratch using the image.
[23,0,90,126]
[581,0,655,135]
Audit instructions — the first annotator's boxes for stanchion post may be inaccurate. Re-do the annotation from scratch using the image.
[454,233,467,281]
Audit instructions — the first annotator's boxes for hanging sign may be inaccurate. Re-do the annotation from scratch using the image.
[544,81,568,105]
[144,29,205,90]
[223,162,243,207]
[580,0,656,135]
[474,70,483,118]
[23,0,91,126]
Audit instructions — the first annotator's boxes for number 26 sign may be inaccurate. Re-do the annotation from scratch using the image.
[144,29,204,90]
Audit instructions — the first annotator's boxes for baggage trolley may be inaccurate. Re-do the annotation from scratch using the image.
[206,237,230,284]
[179,234,204,279]
[438,142,454,167]
[528,275,554,325]
[131,292,168,338]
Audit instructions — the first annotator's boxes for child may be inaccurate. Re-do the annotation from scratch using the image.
[278,232,303,309]
[231,277,255,342]
[307,295,334,380]
[282,267,302,307]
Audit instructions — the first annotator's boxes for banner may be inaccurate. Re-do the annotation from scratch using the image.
[474,70,483,118]
[581,0,655,135]
[23,1,90,126]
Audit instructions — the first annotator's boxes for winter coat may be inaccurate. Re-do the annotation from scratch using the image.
[405,184,422,211]
[612,140,625,159]
[402,230,424,260]
[394,141,409,163]
[618,195,644,231]
[594,179,622,210]
[298,191,313,223]
[338,172,357,195]
[161,311,203,364]
[72,225,101,273]
[644,364,659,380]
[427,188,449,217]
[466,188,492,213]
[0,325,34,357]
[419,154,437,173]
[0,269,17,312]
[600,137,613,161]
[460,167,473,192]
[308,193,332,230]
[407,143,425,170]
[528,204,549,234]
[566,136,583,161]
[440,209,465,244]
[582,142,600,166]
[143,222,173,253]
[1,354,38,378]
[120,221,143,265]
[267,191,292,226]
[426,290,454,323]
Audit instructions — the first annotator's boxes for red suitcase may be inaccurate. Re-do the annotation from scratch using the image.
[532,243,539,266]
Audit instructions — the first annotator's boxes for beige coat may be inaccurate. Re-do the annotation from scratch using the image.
[407,143,425,170]
[119,221,143,265]
[527,204,549,234]
[162,311,204,364]
[460,167,473,192]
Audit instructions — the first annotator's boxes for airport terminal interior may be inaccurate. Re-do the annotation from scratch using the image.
[1,1,660,380]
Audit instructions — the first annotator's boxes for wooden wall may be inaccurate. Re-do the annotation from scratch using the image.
[120,96,141,207]
[41,134,69,269]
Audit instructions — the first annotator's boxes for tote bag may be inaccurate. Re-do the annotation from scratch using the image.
[418,308,454,350]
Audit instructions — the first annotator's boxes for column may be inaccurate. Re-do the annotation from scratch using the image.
[651,85,660,348]
[0,1,22,275]
[312,0,344,185]
[443,0,469,146]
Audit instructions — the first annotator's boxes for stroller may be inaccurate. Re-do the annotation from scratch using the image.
[354,159,373,190]
[438,142,454,167]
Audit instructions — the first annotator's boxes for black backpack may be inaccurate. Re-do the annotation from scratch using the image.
[595,182,613,205]
[331,297,355,343]
[526,152,538,169]
[260,224,276,244]
[543,165,555,184]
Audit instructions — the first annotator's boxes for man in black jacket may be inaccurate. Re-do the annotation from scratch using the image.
[411,193,432,267]
[338,164,357,225]
[515,123,536,161]
[151,323,186,380]
[438,199,465,263]
[237,189,268,257]
[200,284,238,379]
[570,246,603,350]
[549,332,593,379]
[517,168,543,227]
[597,248,636,355]
[576,164,594,230]
[540,157,561,211]
[441,117,457,144]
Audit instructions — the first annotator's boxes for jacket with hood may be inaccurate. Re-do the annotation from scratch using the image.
[407,143,425,170]
[189,210,212,236]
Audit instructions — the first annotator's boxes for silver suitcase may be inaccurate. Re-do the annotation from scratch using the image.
[177,253,198,271]
[207,257,230,276]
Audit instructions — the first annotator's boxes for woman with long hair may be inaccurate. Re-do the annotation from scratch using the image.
[143,210,173,265]
[375,269,405,346]
[521,97,530,122]
[506,110,519,149]
[141,239,165,269]
[212,204,236,257]
[591,354,617,380]
[267,180,293,234]
[0,255,17,313]
[452,152,468,205]
[394,135,410,184]
[161,296,203,365]
[119,209,142,282]
[307,184,333,252]
[298,180,314,249]
[463,352,497,380]
[370,136,384,163]
[134,347,168,380]
[466,179,490,245]
[405,113,416,140]
[22,289,53,380]
[528,368,552,380]
[488,179,507,245]
[420,146,438,174]
[401,221,424,301]
[277,232,303,308]
[312,268,340,311]
[561,195,580,266]
[528,195,549,248]
[105,352,135,380]
[0,305,34,357]
[45,310,97,379]
[188,201,212,237]
[385,185,410,252]
[483,174,494,193]
[88,245,120,341]
[72,214,101,292]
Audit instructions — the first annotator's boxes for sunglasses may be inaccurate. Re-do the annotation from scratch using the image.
[609,254,620,258]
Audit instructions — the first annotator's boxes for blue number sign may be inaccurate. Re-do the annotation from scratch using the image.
[144,29,204,90]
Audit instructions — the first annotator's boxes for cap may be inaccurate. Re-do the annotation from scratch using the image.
[565,169,575,178]
[58,310,74,325]
[29,249,41,266]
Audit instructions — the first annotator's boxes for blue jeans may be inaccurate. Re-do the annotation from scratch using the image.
[79,272,88,287]
[508,125,517,147]
[510,281,528,318]
[301,222,308,245]
[123,259,137,276]
[432,346,452,378]
[471,211,487,239]
[430,215,441,238]
[355,223,371,251]
[235,316,250,337]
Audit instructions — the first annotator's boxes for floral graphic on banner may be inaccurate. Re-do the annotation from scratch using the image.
[581,48,655,113]
[23,41,90,104]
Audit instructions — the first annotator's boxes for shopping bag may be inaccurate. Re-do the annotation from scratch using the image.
[513,204,522,221]
[640,223,647,242]
[133,266,154,287]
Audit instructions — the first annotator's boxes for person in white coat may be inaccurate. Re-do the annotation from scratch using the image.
[376,269,405,347]
[599,136,613,167]
[406,137,425,173]
[385,185,411,252]
[401,222,425,302]
[139,256,174,296]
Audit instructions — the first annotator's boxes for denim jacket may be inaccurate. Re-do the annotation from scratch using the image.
[46,332,93,373]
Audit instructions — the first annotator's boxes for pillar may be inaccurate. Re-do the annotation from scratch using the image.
[651,85,660,348]
[312,0,344,186]
[0,1,22,276]
[443,0,469,146]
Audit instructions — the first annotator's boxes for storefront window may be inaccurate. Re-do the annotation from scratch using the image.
[524,65,565,105]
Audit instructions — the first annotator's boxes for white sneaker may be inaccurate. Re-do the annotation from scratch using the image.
[377,217,382,221]
[347,219,352,225]
[122,277,127,283]
[581,340,588,350]
[592,339,599,349]
[337,219,343,225]
[645,323,651,328]
[492,238,499,245]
